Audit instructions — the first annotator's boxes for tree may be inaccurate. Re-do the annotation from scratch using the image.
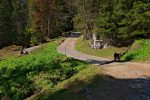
[95,0,150,46]
[73,0,101,40]
[0,0,15,47]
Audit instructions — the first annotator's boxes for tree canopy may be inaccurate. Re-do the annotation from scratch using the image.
[0,0,150,48]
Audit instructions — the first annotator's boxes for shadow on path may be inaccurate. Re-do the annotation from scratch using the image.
[37,74,150,100]
[85,59,129,66]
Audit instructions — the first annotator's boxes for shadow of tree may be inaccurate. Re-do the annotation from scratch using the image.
[85,59,108,65]
[39,74,150,100]
[123,54,136,61]
[0,66,39,99]
[85,59,129,66]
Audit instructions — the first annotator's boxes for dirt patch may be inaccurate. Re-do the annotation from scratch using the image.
[102,62,150,79]
[0,45,21,59]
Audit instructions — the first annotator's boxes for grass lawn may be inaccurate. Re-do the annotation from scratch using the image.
[76,36,120,59]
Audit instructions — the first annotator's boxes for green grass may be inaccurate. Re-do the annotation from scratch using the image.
[27,65,102,100]
[122,39,150,61]
[0,38,87,100]
[76,36,120,58]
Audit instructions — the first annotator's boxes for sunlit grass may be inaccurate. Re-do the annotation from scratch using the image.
[76,36,119,59]
[0,38,87,99]
[122,39,150,61]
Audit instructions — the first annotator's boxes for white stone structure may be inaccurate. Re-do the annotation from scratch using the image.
[92,33,103,49]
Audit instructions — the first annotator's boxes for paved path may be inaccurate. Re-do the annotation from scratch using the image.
[57,35,150,78]
[58,36,109,65]
[57,35,150,100]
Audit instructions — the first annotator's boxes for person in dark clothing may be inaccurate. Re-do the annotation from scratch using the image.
[114,53,121,61]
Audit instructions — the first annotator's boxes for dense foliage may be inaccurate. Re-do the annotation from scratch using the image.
[0,0,74,48]
[0,39,86,99]
[73,0,150,46]
[95,0,150,46]
[0,0,150,47]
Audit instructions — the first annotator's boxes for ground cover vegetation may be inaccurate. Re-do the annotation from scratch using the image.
[76,36,120,58]
[122,39,150,61]
[0,38,87,99]
[28,65,102,100]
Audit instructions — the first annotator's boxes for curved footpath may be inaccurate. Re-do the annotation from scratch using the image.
[57,36,150,79]
[58,36,109,65]
[57,36,150,100]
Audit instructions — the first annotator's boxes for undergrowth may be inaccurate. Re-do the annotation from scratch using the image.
[0,38,87,100]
